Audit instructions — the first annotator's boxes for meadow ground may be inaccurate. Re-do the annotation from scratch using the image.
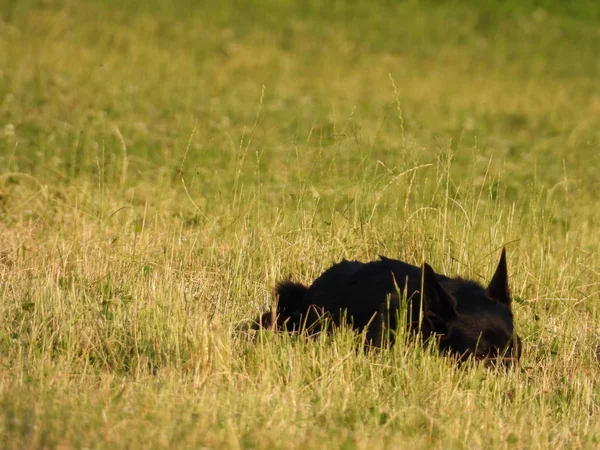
[1,0,600,448]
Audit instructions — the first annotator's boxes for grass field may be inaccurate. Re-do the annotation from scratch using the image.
[1,0,600,448]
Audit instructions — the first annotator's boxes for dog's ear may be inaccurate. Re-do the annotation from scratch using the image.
[422,263,457,331]
[486,248,511,307]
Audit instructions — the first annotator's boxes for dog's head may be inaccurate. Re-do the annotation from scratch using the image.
[420,249,521,366]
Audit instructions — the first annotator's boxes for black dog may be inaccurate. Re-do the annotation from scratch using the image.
[254,249,521,365]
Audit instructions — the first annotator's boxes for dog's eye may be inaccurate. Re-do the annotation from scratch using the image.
[475,347,500,360]
[475,350,488,359]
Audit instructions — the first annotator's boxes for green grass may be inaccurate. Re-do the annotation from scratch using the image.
[1,0,600,448]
